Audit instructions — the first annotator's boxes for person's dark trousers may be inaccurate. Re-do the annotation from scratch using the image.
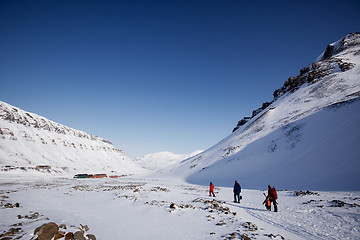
[234,193,240,203]
[270,199,278,212]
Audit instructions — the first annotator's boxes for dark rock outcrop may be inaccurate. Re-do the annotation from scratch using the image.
[73,231,87,240]
[37,222,59,240]
[320,32,360,60]
[33,222,96,240]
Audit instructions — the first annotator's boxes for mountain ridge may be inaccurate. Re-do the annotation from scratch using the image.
[163,33,360,190]
[0,101,112,145]
[0,100,146,175]
[233,32,360,133]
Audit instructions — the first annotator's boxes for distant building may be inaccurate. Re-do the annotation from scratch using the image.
[36,165,51,170]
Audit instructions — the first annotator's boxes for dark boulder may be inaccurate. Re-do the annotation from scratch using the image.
[300,66,310,75]
[37,222,59,240]
[307,72,315,83]
[87,234,97,240]
[64,232,74,240]
[73,231,86,240]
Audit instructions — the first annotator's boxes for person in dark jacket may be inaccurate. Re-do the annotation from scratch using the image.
[233,180,241,203]
[209,182,215,197]
[267,185,278,212]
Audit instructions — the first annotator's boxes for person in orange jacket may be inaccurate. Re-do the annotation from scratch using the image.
[209,182,215,197]
[267,185,278,212]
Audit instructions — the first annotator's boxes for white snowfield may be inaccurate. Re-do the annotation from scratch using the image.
[1,34,360,239]
[0,176,359,240]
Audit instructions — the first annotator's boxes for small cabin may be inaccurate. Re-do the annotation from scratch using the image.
[73,174,89,178]
[73,173,108,179]
[92,174,107,178]
[36,165,51,170]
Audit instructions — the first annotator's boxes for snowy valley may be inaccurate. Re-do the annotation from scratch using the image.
[134,150,203,172]
[1,33,360,239]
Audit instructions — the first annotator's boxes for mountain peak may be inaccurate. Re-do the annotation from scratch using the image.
[317,32,360,61]
[233,33,360,133]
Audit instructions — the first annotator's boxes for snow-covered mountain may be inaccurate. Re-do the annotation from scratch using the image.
[0,101,146,176]
[165,33,360,191]
[134,150,203,171]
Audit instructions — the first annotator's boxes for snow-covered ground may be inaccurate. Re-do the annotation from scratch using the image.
[1,175,359,239]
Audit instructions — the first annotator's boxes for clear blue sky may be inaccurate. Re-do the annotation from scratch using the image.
[1,0,359,157]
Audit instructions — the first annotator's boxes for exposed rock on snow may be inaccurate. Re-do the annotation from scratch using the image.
[35,222,59,240]
[169,202,179,209]
[294,190,319,197]
[3,202,20,208]
[32,222,96,240]
[1,177,359,239]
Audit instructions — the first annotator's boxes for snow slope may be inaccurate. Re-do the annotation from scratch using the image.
[134,150,203,171]
[0,101,147,176]
[164,33,360,191]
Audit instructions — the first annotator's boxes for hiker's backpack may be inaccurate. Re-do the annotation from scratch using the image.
[272,187,278,199]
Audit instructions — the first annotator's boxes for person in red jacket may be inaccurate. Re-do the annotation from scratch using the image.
[209,182,215,197]
[267,185,278,212]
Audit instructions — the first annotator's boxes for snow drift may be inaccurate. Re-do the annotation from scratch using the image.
[165,33,360,191]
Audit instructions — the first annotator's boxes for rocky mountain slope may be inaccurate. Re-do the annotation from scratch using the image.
[165,33,360,191]
[0,101,146,175]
